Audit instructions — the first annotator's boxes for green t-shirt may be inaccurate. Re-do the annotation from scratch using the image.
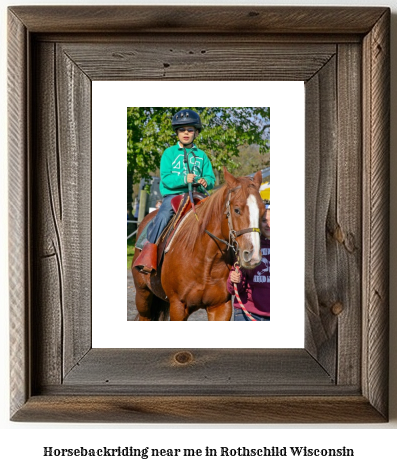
[159,143,216,196]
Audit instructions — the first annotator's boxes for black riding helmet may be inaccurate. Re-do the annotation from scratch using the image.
[172,109,202,132]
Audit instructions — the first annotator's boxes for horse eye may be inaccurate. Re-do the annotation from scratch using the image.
[234,208,241,215]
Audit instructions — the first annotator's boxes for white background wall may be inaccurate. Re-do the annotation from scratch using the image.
[1,0,396,469]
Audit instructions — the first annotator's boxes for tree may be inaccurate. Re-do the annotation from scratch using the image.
[238,146,270,179]
[127,107,270,186]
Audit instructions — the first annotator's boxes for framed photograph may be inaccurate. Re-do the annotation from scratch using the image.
[8,6,390,423]
[95,85,303,346]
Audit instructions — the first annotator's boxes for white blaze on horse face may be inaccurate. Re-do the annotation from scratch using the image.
[243,194,261,266]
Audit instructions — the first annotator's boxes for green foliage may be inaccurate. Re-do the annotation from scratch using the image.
[238,146,270,179]
[127,235,136,269]
[127,107,270,185]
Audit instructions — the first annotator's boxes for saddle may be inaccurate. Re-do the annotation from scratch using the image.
[157,192,207,266]
[134,191,207,274]
[170,192,206,228]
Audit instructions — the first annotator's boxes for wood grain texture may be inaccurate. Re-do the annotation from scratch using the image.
[362,9,390,419]
[58,42,335,82]
[305,56,338,377]
[62,349,334,390]
[31,41,92,387]
[335,44,362,386]
[32,41,63,387]
[8,10,29,419]
[56,44,91,377]
[11,396,385,424]
[8,6,390,423]
[305,43,363,385]
[9,6,387,34]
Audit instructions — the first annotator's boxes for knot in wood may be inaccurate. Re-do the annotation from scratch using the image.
[331,302,344,316]
[174,351,193,365]
[333,225,344,244]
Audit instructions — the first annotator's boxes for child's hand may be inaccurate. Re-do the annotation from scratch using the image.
[230,270,241,284]
[197,178,207,188]
[187,174,196,183]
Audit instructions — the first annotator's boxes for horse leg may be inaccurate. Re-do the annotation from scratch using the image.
[169,298,189,321]
[135,284,153,321]
[206,300,233,321]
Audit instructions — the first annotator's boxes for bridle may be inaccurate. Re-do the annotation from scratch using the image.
[182,143,260,260]
[205,185,262,322]
[205,185,260,260]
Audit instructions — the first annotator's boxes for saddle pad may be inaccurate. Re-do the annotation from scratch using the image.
[135,223,148,250]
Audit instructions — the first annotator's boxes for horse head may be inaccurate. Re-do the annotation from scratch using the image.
[223,167,264,269]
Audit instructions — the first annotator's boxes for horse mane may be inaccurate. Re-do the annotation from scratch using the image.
[172,185,226,252]
[174,175,257,252]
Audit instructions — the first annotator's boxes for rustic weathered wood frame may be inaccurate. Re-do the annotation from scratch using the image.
[8,6,390,423]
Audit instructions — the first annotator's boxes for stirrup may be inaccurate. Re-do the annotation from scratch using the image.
[133,242,157,274]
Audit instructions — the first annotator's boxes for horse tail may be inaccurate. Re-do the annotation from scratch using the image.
[150,295,170,321]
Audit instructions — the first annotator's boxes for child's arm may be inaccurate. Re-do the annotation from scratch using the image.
[200,153,216,190]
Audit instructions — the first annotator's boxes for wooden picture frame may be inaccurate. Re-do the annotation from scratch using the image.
[8,6,390,423]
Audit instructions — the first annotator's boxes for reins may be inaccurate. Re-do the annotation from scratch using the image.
[180,166,261,322]
[204,185,260,258]
[183,147,200,221]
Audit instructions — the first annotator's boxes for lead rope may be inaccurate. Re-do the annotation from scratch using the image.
[233,261,257,321]
[194,182,259,322]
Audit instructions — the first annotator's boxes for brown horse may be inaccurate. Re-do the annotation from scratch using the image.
[131,168,264,321]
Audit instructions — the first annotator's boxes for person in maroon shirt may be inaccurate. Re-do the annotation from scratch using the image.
[227,204,270,321]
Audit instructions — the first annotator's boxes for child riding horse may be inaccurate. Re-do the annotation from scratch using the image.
[132,167,264,321]
[133,109,215,274]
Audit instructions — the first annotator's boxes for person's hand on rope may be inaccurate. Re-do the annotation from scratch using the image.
[230,268,241,284]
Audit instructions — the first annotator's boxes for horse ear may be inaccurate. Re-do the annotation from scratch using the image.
[223,167,238,188]
[253,170,262,190]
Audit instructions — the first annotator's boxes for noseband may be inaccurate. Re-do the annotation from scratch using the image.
[205,185,260,258]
